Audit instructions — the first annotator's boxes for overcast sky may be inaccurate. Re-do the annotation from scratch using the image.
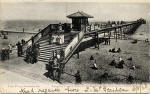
[0,2,150,21]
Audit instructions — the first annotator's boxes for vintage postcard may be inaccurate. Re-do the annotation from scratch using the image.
[0,0,150,93]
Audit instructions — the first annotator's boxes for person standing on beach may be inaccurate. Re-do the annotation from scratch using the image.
[21,39,26,45]
[90,55,94,61]
[48,33,52,44]
[16,42,21,57]
[75,70,82,84]
[31,36,34,46]
[1,48,5,61]
[6,49,10,59]
[90,55,95,65]
[8,44,12,54]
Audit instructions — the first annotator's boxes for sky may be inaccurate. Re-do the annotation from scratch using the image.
[0,2,150,21]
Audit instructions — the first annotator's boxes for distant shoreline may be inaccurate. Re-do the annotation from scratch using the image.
[0,30,37,34]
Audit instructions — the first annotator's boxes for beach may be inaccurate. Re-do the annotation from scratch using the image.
[0,21,149,85]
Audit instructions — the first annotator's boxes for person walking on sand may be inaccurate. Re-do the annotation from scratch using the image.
[75,70,82,84]
[127,74,134,83]
[90,55,95,65]
[90,55,94,61]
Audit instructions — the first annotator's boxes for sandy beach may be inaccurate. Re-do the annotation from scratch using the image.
[63,39,150,84]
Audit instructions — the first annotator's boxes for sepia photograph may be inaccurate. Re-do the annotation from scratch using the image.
[0,0,150,93]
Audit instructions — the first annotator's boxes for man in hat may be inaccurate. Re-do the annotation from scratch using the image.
[1,48,5,61]
[127,74,134,83]
[17,41,23,57]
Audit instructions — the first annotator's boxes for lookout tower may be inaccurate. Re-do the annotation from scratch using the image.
[67,11,93,31]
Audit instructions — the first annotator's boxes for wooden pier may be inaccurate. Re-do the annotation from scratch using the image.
[21,11,145,82]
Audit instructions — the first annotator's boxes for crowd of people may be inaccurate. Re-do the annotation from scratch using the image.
[24,43,40,64]
[109,48,121,53]
[45,49,82,84]
[1,44,12,61]
[0,38,26,61]
[87,47,136,83]
[109,56,125,69]
[1,48,10,61]
[46,50,64,82]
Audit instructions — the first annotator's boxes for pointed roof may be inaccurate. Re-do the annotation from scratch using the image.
[67,11,94,18]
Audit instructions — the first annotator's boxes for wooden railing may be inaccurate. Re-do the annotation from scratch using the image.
[22,24,51,52]
[85,21,141,35]
[63,26,86,63]
[64,30,84,58]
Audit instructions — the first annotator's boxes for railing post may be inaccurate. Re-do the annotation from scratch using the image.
[104,31,106,37]
[115,28,117,42]
[120,27,123,39]
[78,33,80,41]
[114,29,116,39]
[94,24,95,31]
[90,25,91,32]
[108,30,111,45]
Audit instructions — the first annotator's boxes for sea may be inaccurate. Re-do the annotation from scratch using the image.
[0,20,66,33]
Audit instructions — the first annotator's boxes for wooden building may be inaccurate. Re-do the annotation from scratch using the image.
[67,11,93,31]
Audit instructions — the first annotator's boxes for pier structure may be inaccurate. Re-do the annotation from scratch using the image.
[21,11,145,82]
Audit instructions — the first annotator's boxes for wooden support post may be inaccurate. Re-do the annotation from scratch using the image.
[110,30,112,37]
[123,26,126,39]
[108,31,111,45]
[127,26,129,32]
[120,28,122,39]
[23,28,24,32]
[97,32,99,49]
[117,28,120,39]
[90,25,91,32]
[95,32,97,48]
[104,31,106,45]
[115,28,117,42]
[77,47,79,59]
[114,29,115,38]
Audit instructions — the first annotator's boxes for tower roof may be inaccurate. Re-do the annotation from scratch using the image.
[67,11,94,18]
